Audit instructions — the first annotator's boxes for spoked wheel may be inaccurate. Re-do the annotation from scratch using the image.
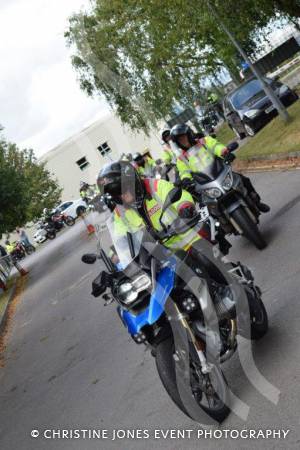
[156,337,230,422]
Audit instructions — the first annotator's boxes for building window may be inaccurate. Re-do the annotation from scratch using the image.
[97,142,111,157]
[76,156,89,171]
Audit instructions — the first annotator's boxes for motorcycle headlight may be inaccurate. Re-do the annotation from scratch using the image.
[118,274,152,305]
[204,187,222,199]
[244,109,260,118]
[222,172,233,191]
[119,282,138,304]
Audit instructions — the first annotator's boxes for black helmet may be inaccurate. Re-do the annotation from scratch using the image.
[161,128,171,143]
[132,152,144,167]
[97,161,145,207]
[170,124,196,150]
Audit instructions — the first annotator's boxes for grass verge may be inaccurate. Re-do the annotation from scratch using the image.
[0,278,16,317]
[0,275,27,367]
[238,100,300,160]
[215,122,235,144]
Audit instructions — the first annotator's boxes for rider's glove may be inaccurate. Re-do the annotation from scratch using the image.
[178,202,196,219]
[181,178,194,191]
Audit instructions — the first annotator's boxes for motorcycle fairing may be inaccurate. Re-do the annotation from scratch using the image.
[119,258,176,335]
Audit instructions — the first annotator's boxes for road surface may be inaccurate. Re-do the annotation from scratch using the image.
[1,170,300,450]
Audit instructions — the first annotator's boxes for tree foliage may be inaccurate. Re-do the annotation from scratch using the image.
[0,130,62,235]
[65,0,300,131]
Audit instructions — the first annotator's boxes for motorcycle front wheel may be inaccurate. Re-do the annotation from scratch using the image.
[230,207,266,250]
[155,337,230,423]
[250,297,268,340]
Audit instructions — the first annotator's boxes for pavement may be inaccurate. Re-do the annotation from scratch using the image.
[1,170,300,449]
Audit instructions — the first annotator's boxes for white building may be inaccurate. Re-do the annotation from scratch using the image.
[40,113,162,201]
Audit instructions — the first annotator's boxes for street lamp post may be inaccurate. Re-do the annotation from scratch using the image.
[205,0,290,123]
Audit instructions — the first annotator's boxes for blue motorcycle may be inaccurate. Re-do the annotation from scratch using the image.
[82,190,268,423]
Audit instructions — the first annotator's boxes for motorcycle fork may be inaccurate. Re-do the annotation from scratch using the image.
[172,303,213,374]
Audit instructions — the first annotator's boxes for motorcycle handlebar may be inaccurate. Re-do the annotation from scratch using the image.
[157,214,201,241]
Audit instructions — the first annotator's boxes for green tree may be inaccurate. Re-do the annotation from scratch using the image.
[65,0,298,131]
[0,130,62,235]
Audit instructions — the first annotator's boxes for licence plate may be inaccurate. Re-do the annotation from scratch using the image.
[199,206,210,221]
[265,105,275,114]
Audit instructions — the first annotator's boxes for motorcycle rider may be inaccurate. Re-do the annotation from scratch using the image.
[5,240,15,254]
[170,124,270,213]
[159,128,182,183]
[16,227,33,248]
[97,161,236,262]
[132,151,157,178]
[161,128,176,165]
[79,181,91,203]
[97,161,204,253]
[42,208,53,223]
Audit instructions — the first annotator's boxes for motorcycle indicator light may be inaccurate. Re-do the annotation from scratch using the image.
[222,173,233,191]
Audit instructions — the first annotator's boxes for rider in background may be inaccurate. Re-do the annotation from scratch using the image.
[170,124,270,213]
[16,227,33,248]
[132,151,157,178]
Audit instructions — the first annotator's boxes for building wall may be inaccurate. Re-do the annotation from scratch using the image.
[40,113,162,201]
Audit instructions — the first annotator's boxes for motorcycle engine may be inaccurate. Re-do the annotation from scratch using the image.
[213,285,236,320]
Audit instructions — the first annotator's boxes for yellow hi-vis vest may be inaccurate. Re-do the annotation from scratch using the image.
[176,136,226,180]
[113,179,200,250]
[161,146,176,165]
[134,156,157,177]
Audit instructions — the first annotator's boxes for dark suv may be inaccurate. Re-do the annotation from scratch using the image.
[223,77,298,138]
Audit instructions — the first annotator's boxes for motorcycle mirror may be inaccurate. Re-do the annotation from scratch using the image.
[161,187,182,213]
[81,253,97,264]
[127,232,135,259]
[158,187,182,232]
[227,141,239,152]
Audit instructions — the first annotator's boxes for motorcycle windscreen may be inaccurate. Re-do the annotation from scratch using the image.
[108,215,144,270]
[89,209,144,271]
[193,158,224,184]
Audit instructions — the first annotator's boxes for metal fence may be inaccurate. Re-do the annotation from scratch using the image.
[0,255,13,290]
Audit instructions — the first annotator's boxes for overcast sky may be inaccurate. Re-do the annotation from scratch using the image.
[0,0,109,157]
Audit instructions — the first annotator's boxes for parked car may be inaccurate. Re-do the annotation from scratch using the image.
[52,199,88,219]
[223,76,299,138]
